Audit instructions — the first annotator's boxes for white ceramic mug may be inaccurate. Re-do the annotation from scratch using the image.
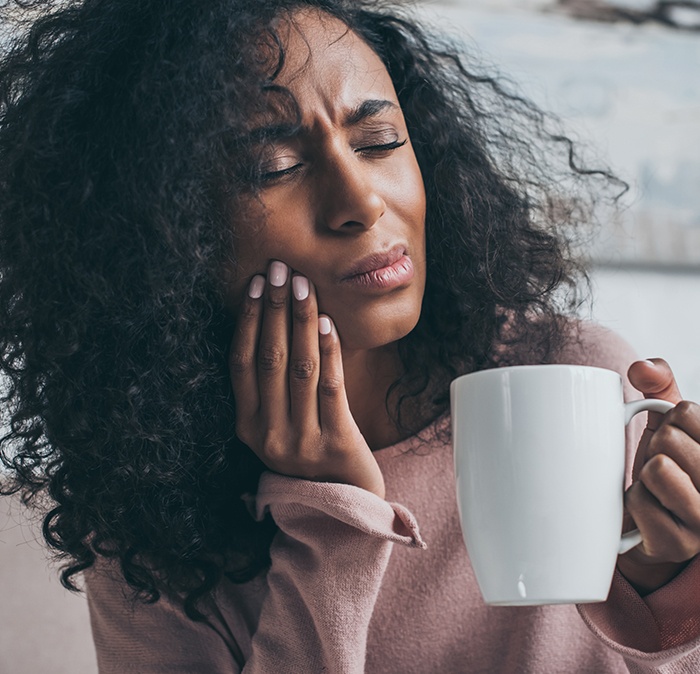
[450,364,674,606]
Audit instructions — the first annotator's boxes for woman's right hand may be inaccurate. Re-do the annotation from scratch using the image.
[229,260,385,498]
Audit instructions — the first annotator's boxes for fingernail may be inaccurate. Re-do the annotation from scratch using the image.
[645,360,656,367]
[318,316,332,335]
[269,261,288,287]
[292,275,309,301]
[248,275,265,298]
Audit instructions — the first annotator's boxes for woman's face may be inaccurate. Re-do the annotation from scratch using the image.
[227,9,427,352]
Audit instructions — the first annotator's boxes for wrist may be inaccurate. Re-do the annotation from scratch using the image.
[617,552,690,595]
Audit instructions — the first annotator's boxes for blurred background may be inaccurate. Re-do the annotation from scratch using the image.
[1,1,699,672]
[416,0,700,398]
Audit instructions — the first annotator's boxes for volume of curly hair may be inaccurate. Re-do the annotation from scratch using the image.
[0,0,622,617]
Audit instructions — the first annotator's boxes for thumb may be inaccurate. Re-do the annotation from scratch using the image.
[627,358,681,483]
[628,358,682,429]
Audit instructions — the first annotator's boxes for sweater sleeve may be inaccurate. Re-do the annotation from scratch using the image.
[578,562,700,673]
[86,564,247,674]
[86,473,425,674]
[245,473,425,673]
[568,322,700,671]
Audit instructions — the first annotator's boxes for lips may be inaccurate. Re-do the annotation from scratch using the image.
[340,244,407,280]
[337,244,415,292]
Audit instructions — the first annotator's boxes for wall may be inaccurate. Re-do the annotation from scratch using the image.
[0,498,98,674]
[590,267,700,402]
[415,0,700,394]
[414,0,700,267]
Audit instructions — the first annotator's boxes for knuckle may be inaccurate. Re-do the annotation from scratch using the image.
[649,423,681,453]
[290,357,316,381]
[319,335,337,356]
[229,349,252,375]
[640,453,668,483]
[293,304,315,324]
[258,345,285,373]
[673,400,698,424]
[266,291,287,310]
[261,433,286,462]
[237,300,259,321]
[318,376,343,398]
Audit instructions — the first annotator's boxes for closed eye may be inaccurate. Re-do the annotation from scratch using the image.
[259,163,303,183]
[356,138,407,155]
[257,138,407,183]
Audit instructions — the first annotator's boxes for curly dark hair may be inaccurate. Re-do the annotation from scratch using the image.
[0,0,623,617]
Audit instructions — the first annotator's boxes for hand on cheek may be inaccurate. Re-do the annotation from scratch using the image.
[618,358,700,593]
[228,261,385,498]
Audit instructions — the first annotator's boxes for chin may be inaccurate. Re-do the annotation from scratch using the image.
[335,307,422,353]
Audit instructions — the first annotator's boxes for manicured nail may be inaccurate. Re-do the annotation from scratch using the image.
[248,275,265,299]
[269,261,288,287]
[318,316,332,335]
[292,275,309,301]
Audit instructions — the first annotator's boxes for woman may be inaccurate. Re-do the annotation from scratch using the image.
[1,0,699,671]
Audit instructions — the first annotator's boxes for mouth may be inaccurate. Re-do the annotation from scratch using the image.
[340,244,407,280]
[339,244,414,291]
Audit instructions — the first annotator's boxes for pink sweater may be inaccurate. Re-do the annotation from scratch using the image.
[86,324,700,673]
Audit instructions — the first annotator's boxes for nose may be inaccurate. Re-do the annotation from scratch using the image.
[317,151,386,232]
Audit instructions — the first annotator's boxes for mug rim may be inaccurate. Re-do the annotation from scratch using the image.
[451,363,622,388]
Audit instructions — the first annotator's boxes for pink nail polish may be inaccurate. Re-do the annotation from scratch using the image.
[292,276,309,301]
[270,261,288,287]
[248,275,265,299]
[318,316,332,335]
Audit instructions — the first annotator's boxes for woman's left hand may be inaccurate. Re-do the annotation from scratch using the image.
[617,358,700,594]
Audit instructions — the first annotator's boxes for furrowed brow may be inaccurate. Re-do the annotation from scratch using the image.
[344,99,398,126]
[240,99,397,145]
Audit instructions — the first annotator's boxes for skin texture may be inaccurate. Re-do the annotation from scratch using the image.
[228,9,427,497]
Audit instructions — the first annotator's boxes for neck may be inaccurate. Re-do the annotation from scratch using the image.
[341,344,406,452]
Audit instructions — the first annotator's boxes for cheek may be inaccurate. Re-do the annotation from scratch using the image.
[223,207,276,307]
[412,162,427,221]
[225,242,274,305]
[392,153,427,228]
[224,215,309,308]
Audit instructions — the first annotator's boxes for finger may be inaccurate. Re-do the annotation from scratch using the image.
[229,274,265,422]
[659,400,700,445]
[289,275,320,430]
[628,358,683,431]
[625,481,699,561]
[257,260,291,428]
[646,416,700,491]
[317,315,351,433]
[639,453,700,529]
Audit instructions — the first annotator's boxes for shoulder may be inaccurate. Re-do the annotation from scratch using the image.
[554,319,644,475]
[556,320,637,369]
[555,319,641,400]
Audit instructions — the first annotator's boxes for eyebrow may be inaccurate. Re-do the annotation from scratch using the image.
[245,98,399,144]
[344,99,399,126]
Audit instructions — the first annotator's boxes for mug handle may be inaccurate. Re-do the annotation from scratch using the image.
[618,398,676,554]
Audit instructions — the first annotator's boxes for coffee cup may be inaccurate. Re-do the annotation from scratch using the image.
[450,364,674,606]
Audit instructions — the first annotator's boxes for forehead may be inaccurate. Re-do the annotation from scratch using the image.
[267,8,397,114]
